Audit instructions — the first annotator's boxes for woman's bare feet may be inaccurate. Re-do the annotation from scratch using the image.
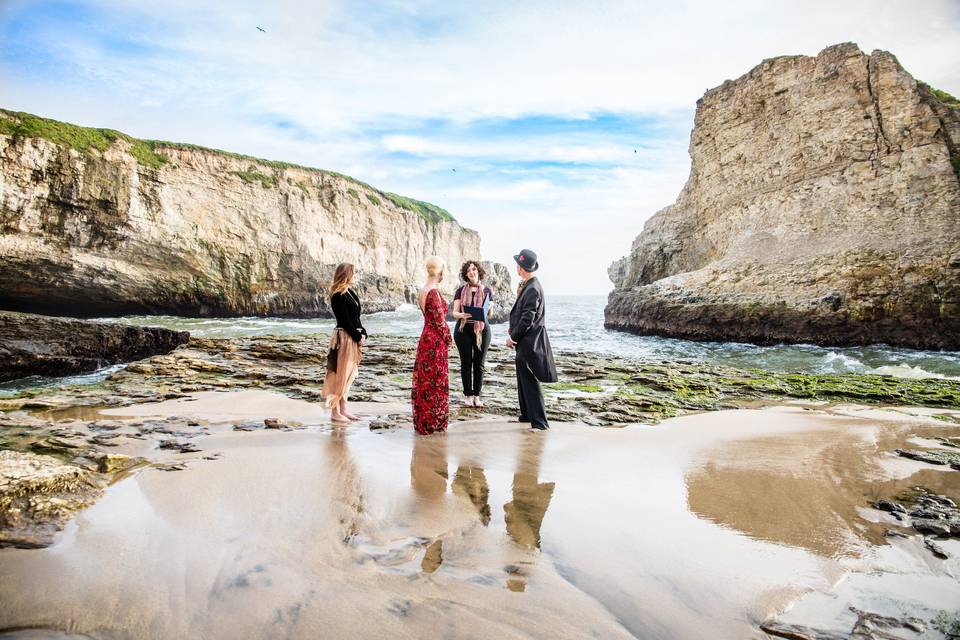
[473,396,484,408]
[464,395,475,407]
[330,410,350,423]
[339,400,360,421]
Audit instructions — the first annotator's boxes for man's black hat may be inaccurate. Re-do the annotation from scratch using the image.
[513,249,539,272]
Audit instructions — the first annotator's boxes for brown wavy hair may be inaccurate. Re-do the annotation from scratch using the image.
[329,263,355,299]
[459,260,486,283]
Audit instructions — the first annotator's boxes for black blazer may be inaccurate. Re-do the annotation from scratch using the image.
[331,289,367,343]
[508,277,557,383]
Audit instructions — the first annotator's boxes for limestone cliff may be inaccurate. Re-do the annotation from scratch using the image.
[606,43,960,349]
[0,109,492,318]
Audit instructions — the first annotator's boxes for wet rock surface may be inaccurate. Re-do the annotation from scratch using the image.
[3,334,959,426]
[0,450,103,548]
[762,607,933,640]
[872,488,960,543]
[0,311,188,382]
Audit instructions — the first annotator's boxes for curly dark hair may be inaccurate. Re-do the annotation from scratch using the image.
[459,260,486,283]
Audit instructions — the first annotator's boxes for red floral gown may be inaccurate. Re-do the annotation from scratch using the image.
[412,288,452,435]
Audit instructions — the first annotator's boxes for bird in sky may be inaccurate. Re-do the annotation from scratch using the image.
[256,26,266,32]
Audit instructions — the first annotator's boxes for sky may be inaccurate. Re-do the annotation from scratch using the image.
[1,1,959,294]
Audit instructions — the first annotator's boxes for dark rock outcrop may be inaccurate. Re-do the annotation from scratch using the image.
[0,311,188,382]
[606,43,960,349]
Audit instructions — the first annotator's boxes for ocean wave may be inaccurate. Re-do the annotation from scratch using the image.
[870,364,960,381]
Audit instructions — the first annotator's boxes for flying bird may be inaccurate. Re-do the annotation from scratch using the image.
[256,26,266,32]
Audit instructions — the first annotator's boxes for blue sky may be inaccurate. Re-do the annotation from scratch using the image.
[2,0,959,293]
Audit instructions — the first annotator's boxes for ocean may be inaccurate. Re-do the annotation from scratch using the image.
[3,296,959,394]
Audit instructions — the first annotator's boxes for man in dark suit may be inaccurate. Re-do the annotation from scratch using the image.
[506,249,557,430]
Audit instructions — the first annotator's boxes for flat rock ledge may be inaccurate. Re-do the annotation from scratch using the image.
[0,450,103,548]
[0,311,189,383]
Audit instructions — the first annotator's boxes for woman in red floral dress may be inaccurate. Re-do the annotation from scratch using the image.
[413,256,453,435]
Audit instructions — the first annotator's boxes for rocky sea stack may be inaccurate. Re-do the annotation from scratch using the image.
[606,43,960,349]
[0,109,511,318]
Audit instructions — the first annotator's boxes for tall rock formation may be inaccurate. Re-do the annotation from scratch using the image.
[606,43,960,349]
[0,109,497,318]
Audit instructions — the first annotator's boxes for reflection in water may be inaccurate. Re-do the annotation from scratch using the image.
[452,464,491,526]
[410,434,449,501]
[326,426,365,545]
[410,435,449,573]
[505,433,555,550]
[685,418,960,559]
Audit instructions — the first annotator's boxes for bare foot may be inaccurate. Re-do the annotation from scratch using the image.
[345,412,361,421]
[463,395,474,407]
[330,411,350,423]
[474,397,484,408]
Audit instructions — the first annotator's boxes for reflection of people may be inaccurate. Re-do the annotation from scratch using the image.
[452,464,491,526]
[413,256,453,435]
[323,263,367,422]
[410,434,449,573]
[504,433,555,550]
[410,434,449,501]
[451,261,493,408]
[506,249,557,430]
[326,426,364,545]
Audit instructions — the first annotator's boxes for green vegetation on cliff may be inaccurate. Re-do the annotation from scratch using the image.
[0,109,167,168]
[229,164,277,189]
[382,193,454,223]
[919,81,960,108]
[0,108,456,224]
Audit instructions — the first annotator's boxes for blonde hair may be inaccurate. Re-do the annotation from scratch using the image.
[425,256,445,278]
[329,263,355,299]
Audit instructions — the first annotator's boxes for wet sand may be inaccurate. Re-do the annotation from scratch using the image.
[1,392,958,639]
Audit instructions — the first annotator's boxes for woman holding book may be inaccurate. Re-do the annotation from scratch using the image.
[451,260,493,407]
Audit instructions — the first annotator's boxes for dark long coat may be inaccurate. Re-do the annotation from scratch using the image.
[508,277,558,383]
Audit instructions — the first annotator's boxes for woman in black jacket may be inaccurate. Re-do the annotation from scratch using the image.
[322,263,367,422]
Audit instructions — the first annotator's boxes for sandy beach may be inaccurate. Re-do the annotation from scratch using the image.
[1,391,958,639]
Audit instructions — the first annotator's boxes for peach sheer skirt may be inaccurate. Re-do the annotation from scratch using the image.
[322,329,361,407]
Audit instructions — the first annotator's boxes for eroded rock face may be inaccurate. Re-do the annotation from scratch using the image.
[606,43,960,349]
[0,311,188,382]
[0,111,489,317]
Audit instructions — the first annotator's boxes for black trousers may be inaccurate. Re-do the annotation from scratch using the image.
[454,323,491,395]
[516,356,548,428]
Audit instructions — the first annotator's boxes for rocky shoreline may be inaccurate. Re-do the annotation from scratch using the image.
[2,332,959,552]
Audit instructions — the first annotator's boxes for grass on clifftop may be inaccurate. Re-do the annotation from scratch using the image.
[0,109,167,168]
[0,108,456,224]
